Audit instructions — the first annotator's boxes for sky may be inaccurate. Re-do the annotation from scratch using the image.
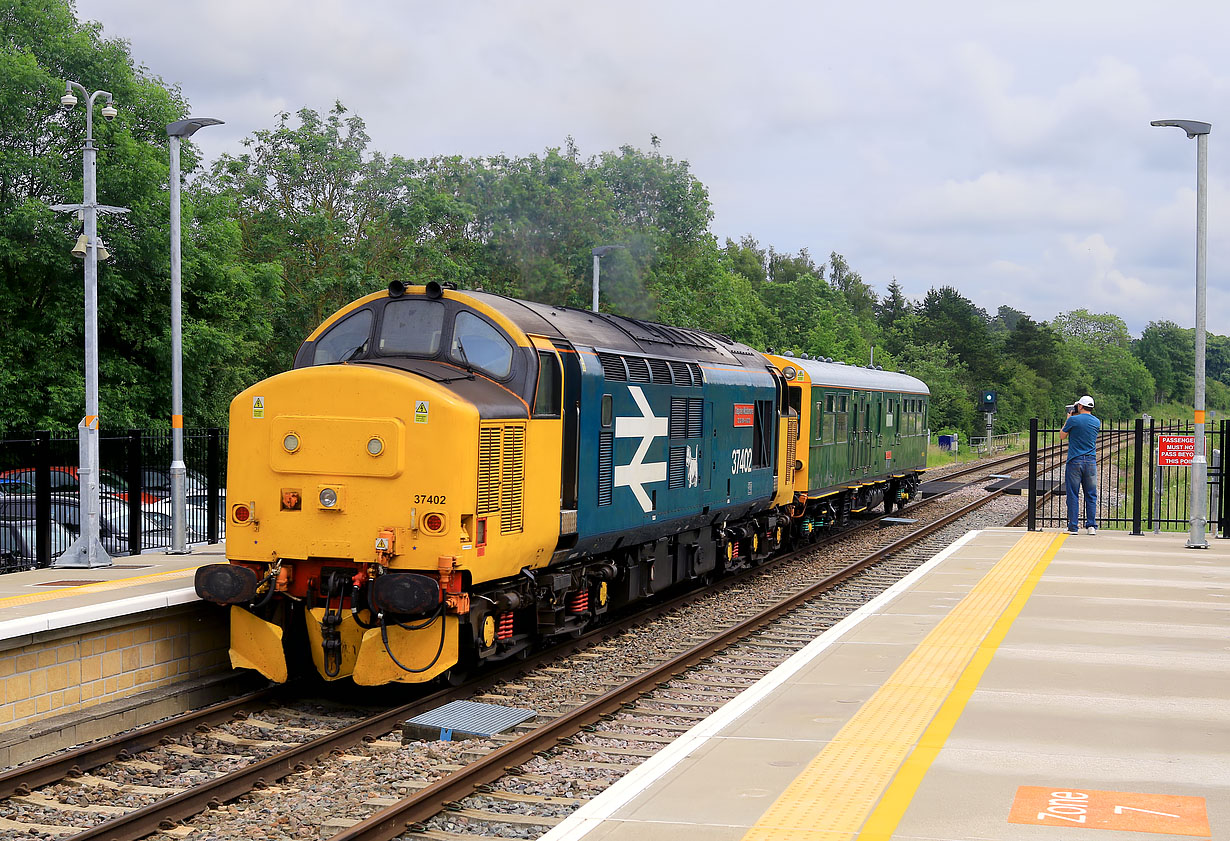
[74,0,1230,337]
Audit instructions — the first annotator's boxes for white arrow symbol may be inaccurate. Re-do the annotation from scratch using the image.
[614,386,668,512]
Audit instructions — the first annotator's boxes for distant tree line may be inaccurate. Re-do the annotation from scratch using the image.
[2,1,1225,439]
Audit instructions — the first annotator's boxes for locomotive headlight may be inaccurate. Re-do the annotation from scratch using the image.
[783,366,796,380]
[319,488,338,508]
[366,436,384,456]
[283,433,300,453]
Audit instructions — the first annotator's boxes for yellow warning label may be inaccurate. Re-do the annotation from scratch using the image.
[414,400,429,424]
[252,396,265,419]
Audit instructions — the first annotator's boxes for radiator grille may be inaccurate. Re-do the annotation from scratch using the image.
[477,427,501,515]
[786,417,798,485]
[669,397,687,439]
[598,432,613,506]
[669,446,686,489]
[598,353,626,381]
[500,425,525,534]
[626,356,652,383]
[687,398,704,438]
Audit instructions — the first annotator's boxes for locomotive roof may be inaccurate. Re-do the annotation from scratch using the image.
[465,292,764,367]
[777,355,931,395]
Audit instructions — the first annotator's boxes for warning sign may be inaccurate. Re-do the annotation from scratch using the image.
[414,400,429,424]
[1158,435,1195,467]
[252,396,265,419]
[1008,786,1209,836]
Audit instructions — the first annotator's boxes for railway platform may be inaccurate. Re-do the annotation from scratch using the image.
[542,527,1229,841]
[0,545,233,764]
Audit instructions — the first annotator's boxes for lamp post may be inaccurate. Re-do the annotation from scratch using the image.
[591,244,625,312]
[1151,118,1212,549]
[166,117,224,553]
[52,81,126,569]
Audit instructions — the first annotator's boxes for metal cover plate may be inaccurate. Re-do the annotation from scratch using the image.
[403,699,536,741]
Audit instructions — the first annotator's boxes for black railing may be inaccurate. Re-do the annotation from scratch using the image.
[1027,417,1229,535]
[0,428,227,572]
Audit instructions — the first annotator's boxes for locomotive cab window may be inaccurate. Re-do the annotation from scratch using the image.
[451,311,513,379]
[379,299,444,355]
[313,309,374,365]
[533,352,562,418]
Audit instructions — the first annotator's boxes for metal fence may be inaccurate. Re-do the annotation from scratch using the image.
[970,431,1023,454]
[1026,417,1229,535]
[0,428,227,572]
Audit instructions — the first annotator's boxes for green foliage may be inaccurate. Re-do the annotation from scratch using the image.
[0,1,1215,441]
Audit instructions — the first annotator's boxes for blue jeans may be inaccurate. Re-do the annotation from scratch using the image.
[1065,455,1097,530]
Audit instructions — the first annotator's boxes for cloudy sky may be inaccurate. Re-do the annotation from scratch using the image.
[75,0,1230,336]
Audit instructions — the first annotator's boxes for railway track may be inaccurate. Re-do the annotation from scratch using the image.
[0,447,1039,841]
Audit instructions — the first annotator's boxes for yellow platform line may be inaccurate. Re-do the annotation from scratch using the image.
[0,566,205,610]
[741,531,1066,841]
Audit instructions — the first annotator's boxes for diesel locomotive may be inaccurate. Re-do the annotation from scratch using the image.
[195,282,930,685]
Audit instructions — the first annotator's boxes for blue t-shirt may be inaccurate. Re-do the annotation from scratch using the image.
[1063,412,1100,459]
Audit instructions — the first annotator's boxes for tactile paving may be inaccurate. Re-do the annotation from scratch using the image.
[741,531,1065,841]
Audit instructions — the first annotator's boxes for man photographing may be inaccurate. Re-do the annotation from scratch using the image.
[1060,395,1100,535]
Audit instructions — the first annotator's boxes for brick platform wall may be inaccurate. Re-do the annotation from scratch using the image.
[0,603,230,732]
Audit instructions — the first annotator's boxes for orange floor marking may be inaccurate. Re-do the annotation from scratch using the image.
[1009,786,1210,837]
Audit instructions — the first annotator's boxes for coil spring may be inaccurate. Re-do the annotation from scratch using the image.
[566,590,589,614]
[496,611,515,640]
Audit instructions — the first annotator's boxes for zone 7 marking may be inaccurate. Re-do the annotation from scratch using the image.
[1008,786,1210,836]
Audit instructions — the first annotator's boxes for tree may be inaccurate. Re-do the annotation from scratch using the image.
[875,278,911,333]
[914,286,999,385]
[1134,321,1192,403]
[0,0,189,432]
[828,252,876,321]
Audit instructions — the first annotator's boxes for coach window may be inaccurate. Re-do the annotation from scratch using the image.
[313,309,374,365]
[379,299,444,355]
[823,394,836,443]
[533,352,562,418]
[835,395,848,443]
[451,311,513,379]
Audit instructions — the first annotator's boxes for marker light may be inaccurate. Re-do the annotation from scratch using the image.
[319,488,338,508]
[283,433,300,453]
[232,504,251,523]
[423,513,445,533]
[367,437,383,456]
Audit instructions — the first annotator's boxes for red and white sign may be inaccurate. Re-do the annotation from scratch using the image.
[1009,786,1209,836]
[1158,435,1195,467]
[733,404,754,427]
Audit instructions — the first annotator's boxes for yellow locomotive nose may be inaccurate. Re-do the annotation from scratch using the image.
[223,363,481,682]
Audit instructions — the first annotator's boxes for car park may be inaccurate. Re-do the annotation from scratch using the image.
[0,518,73,571]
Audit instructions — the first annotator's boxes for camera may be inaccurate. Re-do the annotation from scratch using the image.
[1066,404,1076,416]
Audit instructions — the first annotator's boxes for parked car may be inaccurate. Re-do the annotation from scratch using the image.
[0,478,34,495]
[139,467,210,499]
[0,466,157,503]
[144,495,223,542]
[0,518,73,570]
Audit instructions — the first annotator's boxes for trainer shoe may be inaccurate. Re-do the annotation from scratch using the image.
[1067,527,1079,535]
[1087,526,1097,535]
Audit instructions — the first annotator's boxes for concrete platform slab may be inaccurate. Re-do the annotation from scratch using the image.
[542,528,1230,841]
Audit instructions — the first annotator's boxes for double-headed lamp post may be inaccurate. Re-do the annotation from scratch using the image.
[53,81,126,569]
[166,117,224,553]
[1151,118,1212,549]
[591,245,625,312]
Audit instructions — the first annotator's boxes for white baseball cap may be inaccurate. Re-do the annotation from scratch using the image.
[1077,395,1095,408]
